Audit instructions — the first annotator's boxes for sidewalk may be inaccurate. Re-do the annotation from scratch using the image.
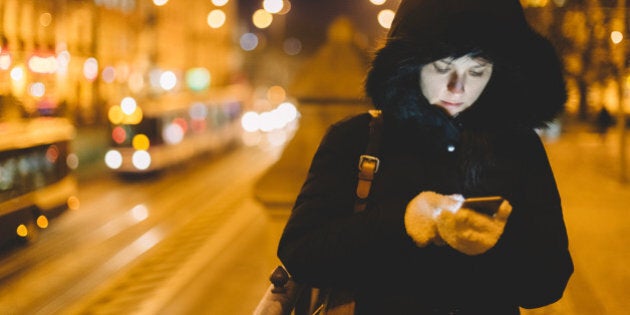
[531,120,629,315]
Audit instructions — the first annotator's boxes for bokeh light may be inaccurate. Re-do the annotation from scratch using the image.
[130,205,149,222]
[120,97,137,115]
[240,33,259,51]
[10,66,24,81]
[283,37,302,55]
[132,151,151,170]
[102,66,116,83]
[277,0,292,15]
[46,145,60,163]
[83,57,99,81]
[263,0,284,14]
[37,215,49,229]
[241,111,261,132]
[16,225,28,238]
[378,9,396,29]
[29,82,45,98]
[611,31,624,44]
[0,53,11,70]
[108,106,124,124]
[253,9,273,29]
[112,126,127,144]
[39,12,52,27]
[276,102,298,124]
[160,71,177,91]
[186,68,211,91]
[132,134,150,151]
[67,196,80,210]
[163,123,185,144]
[105,150,123,169]
[267,85,287,103]
[240,102,299,133]
[207,9,226,28]
[57,50,71,74]
[28,55,58,74]
[212,0,229,6]
[66,153,79,170]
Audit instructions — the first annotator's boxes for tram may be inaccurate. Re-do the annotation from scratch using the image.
[104,85,247,173]
[0,117,78,245]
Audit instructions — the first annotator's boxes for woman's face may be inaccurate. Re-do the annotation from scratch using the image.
[420,55,493,116]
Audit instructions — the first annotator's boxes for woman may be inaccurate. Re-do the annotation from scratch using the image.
[277,0,573,313]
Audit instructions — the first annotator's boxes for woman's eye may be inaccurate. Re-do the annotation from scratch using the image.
[469,70,485,77]
[433,63,450,73]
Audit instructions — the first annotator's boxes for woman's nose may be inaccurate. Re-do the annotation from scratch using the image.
[448,73,464,94]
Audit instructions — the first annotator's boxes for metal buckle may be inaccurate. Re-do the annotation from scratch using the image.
[358,155,380,173]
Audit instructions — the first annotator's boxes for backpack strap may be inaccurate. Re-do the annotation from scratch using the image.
[354,109,383,213]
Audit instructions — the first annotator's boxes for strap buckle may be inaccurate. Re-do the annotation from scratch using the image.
[358,155,380,174]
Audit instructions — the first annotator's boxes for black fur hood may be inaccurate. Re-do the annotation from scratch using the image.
[365,0,567,130]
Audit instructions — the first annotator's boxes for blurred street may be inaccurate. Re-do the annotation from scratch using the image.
[0,109,627,314]
[0,134,283,314]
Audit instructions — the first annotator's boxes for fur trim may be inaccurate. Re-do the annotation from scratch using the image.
[365,0,566,130]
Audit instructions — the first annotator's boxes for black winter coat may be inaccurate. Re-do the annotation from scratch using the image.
[279,1,573,313]
[278,110,573,314]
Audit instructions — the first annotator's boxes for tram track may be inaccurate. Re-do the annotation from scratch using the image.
[63,181,259,315]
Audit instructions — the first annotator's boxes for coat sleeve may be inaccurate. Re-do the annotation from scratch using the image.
[277,116,411,289]
[511,131,573,308]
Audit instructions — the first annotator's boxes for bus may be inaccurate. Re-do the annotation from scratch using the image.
[0,117,78,246]
[104,85,247,173]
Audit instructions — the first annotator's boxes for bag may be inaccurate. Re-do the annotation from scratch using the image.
[252,265,354,315]
[253,266,304,315]
[254,110,383,315]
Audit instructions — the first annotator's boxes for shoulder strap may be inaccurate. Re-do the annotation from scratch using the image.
[354,110,383,212]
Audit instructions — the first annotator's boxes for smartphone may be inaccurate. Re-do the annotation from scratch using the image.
[461,196,505,216]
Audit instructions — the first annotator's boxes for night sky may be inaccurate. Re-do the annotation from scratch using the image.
[238,0,401,50]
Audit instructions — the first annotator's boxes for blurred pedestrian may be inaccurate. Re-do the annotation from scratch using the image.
[277,0,573,314]
[595,107,614,142]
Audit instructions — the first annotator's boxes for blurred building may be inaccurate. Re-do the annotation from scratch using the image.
[289,17,370,103]
[522,0,630,120]
[1,0,630,127]
[0,0,241,126]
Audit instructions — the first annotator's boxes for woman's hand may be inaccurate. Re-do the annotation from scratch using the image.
[436,199,512,255]
[404,191,464,247]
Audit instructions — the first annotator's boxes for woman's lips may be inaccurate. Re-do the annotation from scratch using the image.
[440,100,464,106]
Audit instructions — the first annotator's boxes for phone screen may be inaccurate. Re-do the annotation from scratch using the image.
[461,196,504,216]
